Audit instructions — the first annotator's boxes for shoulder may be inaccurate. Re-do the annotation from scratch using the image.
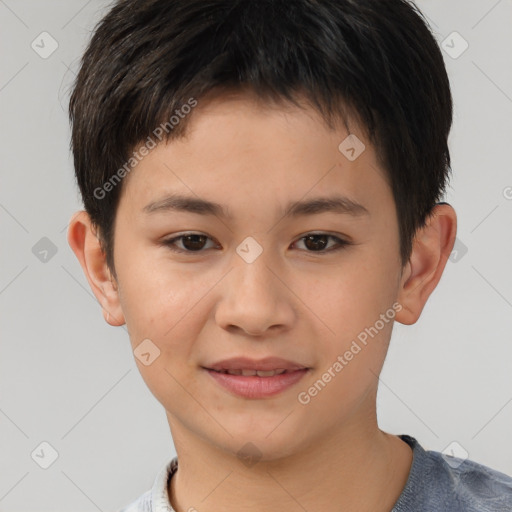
[394,435,512,512]
[427,449,512,510]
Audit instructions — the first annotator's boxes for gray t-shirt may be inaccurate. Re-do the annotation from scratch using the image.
[119,434,512,512]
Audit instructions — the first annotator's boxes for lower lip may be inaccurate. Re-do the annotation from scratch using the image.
[205,368,310,399]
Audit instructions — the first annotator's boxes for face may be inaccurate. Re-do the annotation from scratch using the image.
[110,93,406,460]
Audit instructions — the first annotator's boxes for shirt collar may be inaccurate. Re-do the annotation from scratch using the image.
[151,456,178,512]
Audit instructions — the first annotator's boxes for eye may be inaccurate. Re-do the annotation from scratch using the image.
[161,233,218,253]
[161,232,351,254]
[292,233,351,253]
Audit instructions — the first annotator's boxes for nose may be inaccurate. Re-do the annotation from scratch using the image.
[215,256,296,337]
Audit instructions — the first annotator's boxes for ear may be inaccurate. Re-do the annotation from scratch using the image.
[395,203,457,325]
[67,211,125,326]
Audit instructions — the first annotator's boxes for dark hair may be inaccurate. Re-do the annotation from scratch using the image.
[69,0,453,278]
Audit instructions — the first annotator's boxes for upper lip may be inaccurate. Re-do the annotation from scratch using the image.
[204,357,309,372]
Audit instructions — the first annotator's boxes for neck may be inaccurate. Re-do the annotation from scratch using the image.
[167,410,413,512]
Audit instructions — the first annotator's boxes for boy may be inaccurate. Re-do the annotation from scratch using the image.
[66,0,512,510]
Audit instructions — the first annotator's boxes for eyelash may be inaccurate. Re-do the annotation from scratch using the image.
[161,232,351,254]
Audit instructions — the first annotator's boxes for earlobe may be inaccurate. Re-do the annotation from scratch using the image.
[395,203,457,325]
[67,211,125,327]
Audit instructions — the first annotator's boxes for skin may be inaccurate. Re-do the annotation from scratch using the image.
[68,91,457,512]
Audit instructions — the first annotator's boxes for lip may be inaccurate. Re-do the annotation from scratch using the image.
[205,356,308,372]
[202,357,311,399]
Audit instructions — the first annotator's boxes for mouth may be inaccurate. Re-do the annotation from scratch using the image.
[207,368,299,377]
[202,358,311,399]
[204,356,310,373]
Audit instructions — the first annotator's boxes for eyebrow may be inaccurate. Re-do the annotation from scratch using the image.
[143,193,369,219]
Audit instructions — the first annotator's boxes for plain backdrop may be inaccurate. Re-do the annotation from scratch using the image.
[1,0,511,510]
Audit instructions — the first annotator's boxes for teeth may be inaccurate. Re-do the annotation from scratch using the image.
[219,368,289,377]
[256,369,287,376]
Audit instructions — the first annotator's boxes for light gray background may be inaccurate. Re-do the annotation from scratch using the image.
[1,0,511,510]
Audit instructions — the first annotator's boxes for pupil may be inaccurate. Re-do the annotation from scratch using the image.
[305,235,328,251]
[183,234,206,251]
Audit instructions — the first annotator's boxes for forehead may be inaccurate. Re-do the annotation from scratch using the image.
[118,92,390,217]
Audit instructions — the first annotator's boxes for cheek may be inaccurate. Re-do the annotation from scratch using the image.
[312,266,396,335]
[115,245,199,346]
[297,271,396,416]
[303,252,400,374]
[116,256,210,404]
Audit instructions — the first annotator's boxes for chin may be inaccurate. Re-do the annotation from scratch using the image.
[215,423,314,464]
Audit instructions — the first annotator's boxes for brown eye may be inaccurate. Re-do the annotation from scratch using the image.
[180,234,208,251]
[162,233,217,252]
[304,234,329,251]
[293,233,350,253]
[162,232,350,255]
